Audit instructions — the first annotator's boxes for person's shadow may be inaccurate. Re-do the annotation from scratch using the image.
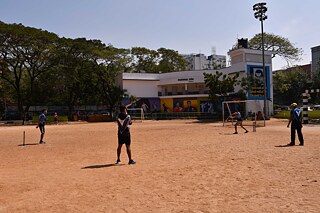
[18,143,39,146]
[81,163,124,169]
[275,144,296,148]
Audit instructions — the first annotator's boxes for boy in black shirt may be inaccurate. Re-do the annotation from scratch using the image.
[116,105,136,165]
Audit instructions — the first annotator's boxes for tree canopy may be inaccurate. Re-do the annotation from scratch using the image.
[0,21,187,119]
[204,71,240,110]
[273,68,311,105]
[248,33,303,64]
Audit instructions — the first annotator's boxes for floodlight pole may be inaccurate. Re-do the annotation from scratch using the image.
[261,18,268,119]
[253,2,268,118]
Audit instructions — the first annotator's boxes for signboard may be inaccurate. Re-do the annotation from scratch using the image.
[247,65,270,100]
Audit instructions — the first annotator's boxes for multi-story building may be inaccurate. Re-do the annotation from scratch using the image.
[311,45,320,74]
[273,64,312,79]
[117,47,274,116]
[182,53,226,71]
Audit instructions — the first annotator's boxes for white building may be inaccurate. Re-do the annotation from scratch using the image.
[117,48,273,116]
[182,53,226,70]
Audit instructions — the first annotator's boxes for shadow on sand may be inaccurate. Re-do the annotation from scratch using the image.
[275,144,298,148]
[18,143,39,146]
[81,163,124,169]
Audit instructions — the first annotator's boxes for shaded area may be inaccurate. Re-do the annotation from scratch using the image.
[275,144,298,148]
[18,143,39,146]
[81,163,124,169]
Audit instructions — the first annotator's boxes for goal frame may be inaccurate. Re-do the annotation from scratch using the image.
[126,108,145,121]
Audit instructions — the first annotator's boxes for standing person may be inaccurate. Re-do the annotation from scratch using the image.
[36,109,47,144]
[229,111,249,134]
[116,105,136,165]
[141,102,149,113]
[53,112,58,125]
[287,103,304,146]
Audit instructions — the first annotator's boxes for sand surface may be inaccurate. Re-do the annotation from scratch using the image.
[0,119,319,213]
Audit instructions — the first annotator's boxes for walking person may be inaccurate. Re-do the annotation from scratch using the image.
[116,105,136,165]
[36,109,47,144]
[287,103,304,146]
[229,111,249,134]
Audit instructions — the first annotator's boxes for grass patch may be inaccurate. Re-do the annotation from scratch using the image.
[273,110,320,119]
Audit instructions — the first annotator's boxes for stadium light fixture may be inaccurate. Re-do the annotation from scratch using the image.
[253,2,268,118]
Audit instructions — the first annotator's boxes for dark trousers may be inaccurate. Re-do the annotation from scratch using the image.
[291,124,304,145]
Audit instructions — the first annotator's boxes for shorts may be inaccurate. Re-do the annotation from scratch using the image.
[39,124,45,134]
[118,133,131,145]
[235,120,243,125]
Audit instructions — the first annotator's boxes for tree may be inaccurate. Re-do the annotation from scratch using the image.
[46,38,102,118]
[204,71,240,111]
[248,33,303,64]
[0,22,59,121]
[131,47,159,73]
[87,42,131,117]
[273,68,311,105]
[157,48,187,73]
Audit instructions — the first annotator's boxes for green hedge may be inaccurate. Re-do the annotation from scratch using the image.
[273,110,320,119]
[32,115,69,123]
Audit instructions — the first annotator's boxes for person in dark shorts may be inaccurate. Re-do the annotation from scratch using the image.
[229,111,249,134]
[36,109,47,144]
[116,105,136,165]
[287,103,304,146]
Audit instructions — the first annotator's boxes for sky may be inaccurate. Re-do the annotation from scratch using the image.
[0,0,319,70]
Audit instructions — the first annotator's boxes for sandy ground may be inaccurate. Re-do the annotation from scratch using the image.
[0,119,319,213]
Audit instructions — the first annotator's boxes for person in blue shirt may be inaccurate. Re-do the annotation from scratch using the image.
[287,103,304,146]
[36,109,47,144]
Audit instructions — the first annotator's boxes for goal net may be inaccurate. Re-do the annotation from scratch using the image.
[222,100,265,130]
[126,108,145,122]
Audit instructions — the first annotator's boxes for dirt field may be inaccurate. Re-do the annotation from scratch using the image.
[0,119,319,213]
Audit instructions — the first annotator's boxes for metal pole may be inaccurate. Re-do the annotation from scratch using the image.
[23,131,25,146]
[303,92,308,124]
[261,18,268,119]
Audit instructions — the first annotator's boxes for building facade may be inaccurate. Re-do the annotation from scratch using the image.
[117,48,274,116]
[311,45,320,75]
[182,53,226,70]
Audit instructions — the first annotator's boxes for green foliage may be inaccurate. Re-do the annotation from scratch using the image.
[157,48,187,72]
[204,71,240,107]
[248,33,303,63]
[0,22,59,116]
[0,21,189,119]
[131,47,159,73]
[273,68,311,105]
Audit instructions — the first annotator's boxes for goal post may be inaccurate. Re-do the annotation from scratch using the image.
[222,100,266,129]
[126,108,144,122]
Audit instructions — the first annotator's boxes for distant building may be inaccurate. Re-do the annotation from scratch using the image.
[273,64,312,79]
[311,45,320,74]
[117,46,274,116]
[182,53,226,71]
